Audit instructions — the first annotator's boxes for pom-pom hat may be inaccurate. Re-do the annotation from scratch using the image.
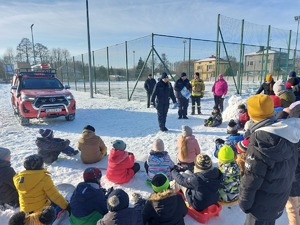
[107,189,129,212]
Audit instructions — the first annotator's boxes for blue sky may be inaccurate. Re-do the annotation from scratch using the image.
[1,0,300,57]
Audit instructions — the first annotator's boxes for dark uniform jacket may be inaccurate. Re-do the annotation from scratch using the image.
[172,167,223,211]
[0,160,18,206]
[144,78,157,94]
[151,80,176,105]
[142,189,187,225]
[239,118,300,221]
[174,78,192,99]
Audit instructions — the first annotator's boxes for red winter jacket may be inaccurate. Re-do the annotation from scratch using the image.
[106,148,135,184]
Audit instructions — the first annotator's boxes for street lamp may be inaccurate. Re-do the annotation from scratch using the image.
[133,50,135,68]
[294,16,300,71]
[30,24,36,65]
[86,0,93,98]
[183,40,187,62]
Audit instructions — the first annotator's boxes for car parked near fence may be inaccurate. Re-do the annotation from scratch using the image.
[10,63,76,125]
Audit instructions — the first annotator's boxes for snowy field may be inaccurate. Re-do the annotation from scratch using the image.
[0,83,289,225]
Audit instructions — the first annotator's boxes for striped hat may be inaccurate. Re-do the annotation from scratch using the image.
[236,138,250,153]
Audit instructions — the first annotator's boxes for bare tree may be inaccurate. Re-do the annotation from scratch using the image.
[3,48,16,64]
[35,43,49,63]
[16,38,32,63]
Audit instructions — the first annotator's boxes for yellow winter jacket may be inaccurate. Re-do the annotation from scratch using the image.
[13,169,68,213]
[77,129,107,164]
[190,78,205,97]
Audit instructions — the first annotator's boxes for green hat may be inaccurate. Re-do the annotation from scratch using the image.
[151,173,170,193]
[218,145,235,164]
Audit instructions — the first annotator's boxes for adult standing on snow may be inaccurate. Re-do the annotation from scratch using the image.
[239,94,300,225]
[144,74,156,108]
[255,73,275,95]
[174,72,192,119]
[190,72,205,115]
[212,74,228,112]
[151,72,177,132]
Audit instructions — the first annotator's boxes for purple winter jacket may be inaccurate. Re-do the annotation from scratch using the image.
[212,79,228,96]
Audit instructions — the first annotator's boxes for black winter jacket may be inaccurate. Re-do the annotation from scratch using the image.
[255,80,275,95]
[144,78,157,94]
[174,78,192,99]
[70,182,108,217]
[239,118,300,221]
[97,207,143,225]
[36,137,70,163]
[0,160,18,206]
[172,167,223,211]
[143,189,187,225]
[151,80,176,105]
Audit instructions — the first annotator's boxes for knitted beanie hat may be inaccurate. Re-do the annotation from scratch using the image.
[83,167,102,184]
[227,120,238,134]
[0,147,11,161]
[236,138,250,153]
[181,72,187,77]
[273,80,286,96]
[269,95,282,108]
[24,154,44,170]
[218,145,235,164]
[107,189,129,212]
[151,173,170,193]
[265,73,272,82]
[289,71,297,77]
[39,129,53,138]
[194,154,212,173]
[39,206,56,224]
[246,94,274,122]
[219,74,224,79]
[83,125,95,132]
[112,140,126,151]
[182,125,192,136]
[161,72,168,79]
[153,139,164,151]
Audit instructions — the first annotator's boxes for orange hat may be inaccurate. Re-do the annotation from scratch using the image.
[246,95,274,121]
[265,73,272,82]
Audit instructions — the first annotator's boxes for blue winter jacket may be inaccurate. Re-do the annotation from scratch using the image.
[70,182,108,217]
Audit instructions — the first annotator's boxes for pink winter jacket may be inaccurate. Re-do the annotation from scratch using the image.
[212,79,228,96]
[177,135,201,163]
[106,148,135,184]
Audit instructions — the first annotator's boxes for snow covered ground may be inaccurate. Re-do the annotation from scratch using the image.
[0,83,288,225]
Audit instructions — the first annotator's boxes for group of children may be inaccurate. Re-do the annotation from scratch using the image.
[1,101,253,225]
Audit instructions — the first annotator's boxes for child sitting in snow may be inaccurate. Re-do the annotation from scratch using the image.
[144,139,174,181]
[217,145,241,203]
[13,154,70,214]
[36,129,78,164]
[270,95,284,117]
[8,206,56,225]
[97,189,143,225]
[236,104,250,129]
[235,137,249,176]
[142,173,187,224]
[77,125,107,164]
[171,154,223,212]
[204,106,222,127]
[177,125,201,172]
[214,120,243,157]
[0,147,19,209]
[70,167,111,225]
[106,140,140,184]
